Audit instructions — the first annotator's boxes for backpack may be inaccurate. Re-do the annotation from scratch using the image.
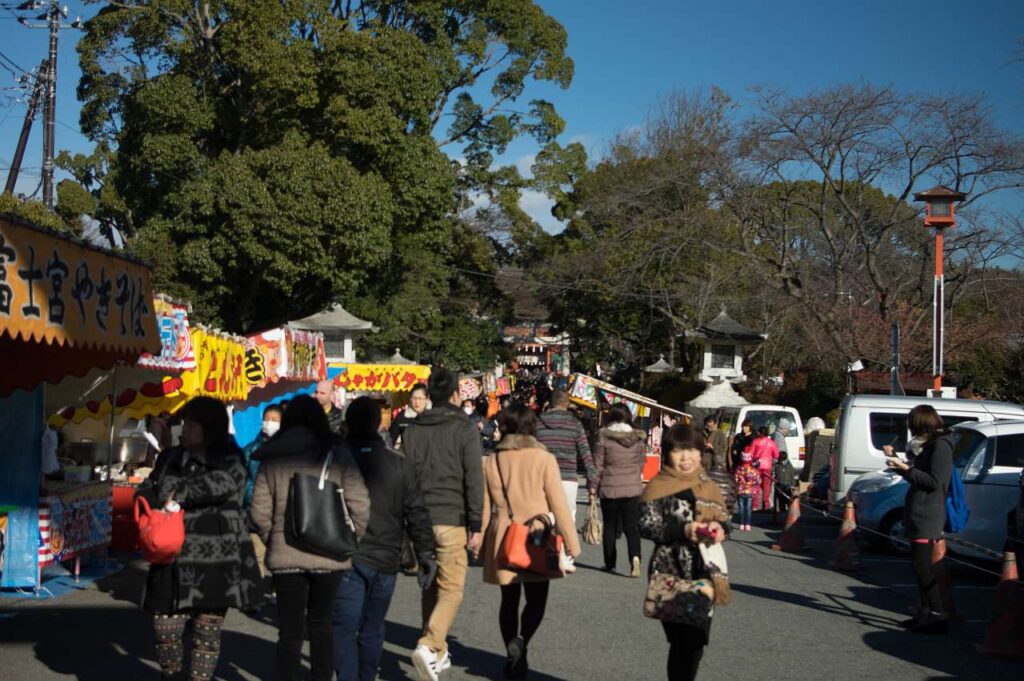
[944,464,970,534]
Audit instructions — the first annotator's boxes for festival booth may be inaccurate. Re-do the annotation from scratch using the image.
[567,373,692,482]
[230,326,327,449]
[0,215,159,590]
[327,356,431,431]
[42,313,248,556]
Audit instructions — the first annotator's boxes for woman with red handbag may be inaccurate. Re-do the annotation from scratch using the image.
[139,397,263,681]
[477,402,581,680]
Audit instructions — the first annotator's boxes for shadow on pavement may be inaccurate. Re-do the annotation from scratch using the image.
[1,602,274,681]
[730,582,902,629]
[862,626,1021,681]
[379,621,567,681]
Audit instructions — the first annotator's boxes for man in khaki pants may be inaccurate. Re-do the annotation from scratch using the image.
[402,369,484,681]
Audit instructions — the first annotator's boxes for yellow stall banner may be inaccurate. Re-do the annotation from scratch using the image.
[0,217,159,352]
[328,363,431,392]
[0,216,160,396]
[180,328,248,401]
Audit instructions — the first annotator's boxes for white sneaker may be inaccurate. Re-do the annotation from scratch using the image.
[412,645,450,681]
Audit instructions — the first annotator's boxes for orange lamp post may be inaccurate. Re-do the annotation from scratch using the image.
[913,185,967,394]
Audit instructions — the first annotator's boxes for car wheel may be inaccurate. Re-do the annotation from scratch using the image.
[878,511,910,555]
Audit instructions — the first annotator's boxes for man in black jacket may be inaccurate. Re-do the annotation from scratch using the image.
[403,368,484,681]
[314,379,346,437]
[333,397,436,681]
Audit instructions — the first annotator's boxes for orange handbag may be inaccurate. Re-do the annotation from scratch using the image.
[494,454,565,578]
[135,496,185,564]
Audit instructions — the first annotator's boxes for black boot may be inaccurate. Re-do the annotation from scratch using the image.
[909,611,949,635]
[504,637,527,679]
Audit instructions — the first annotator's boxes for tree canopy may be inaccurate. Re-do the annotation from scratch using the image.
[67,0,573,348]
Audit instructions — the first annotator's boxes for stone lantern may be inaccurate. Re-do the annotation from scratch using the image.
[686,309,766,409]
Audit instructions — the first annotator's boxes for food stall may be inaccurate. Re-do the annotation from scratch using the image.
[231,326,327,447]
[328,359,431,431]
[567,373,692,481]
[0,215,159,590]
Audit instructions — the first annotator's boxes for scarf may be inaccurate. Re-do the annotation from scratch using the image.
[643,464,731,605]
[641,465,729,524]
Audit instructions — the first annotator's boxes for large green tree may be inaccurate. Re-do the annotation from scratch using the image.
[69,0,572,345]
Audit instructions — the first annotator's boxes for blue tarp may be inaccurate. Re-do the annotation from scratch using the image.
[232,382,316,449]
[0,386,43,588]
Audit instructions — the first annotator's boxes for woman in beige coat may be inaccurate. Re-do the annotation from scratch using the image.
[478,402,581,680]
[249,395,370,681]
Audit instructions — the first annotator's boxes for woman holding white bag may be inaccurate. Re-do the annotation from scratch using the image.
[639,424,731,681]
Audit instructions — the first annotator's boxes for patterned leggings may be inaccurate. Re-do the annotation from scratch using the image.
[153,610,226,680]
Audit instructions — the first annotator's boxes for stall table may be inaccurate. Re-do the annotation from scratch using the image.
[37,481,112,582]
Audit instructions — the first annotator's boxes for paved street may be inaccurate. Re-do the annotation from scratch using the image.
[0,507,1020,681]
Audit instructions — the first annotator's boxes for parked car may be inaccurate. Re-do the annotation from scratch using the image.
[828,395,1024,507]
[715,404,806,475]
[848,420,1024,559]
[1009,469,1024,569]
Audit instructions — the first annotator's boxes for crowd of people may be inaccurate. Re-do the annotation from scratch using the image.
[141,370,849,681]
[135,371,965,681]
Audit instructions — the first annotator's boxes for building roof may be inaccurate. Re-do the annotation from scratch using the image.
[290,304,375,333]
[687,309,765,343]
[852,371,934,396]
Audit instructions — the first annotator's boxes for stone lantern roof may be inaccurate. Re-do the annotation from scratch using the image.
[686,309,765,343]
[291,304,376,334]
[644,354,675,373]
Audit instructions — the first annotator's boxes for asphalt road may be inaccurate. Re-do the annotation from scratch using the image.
[0,505,1020,681]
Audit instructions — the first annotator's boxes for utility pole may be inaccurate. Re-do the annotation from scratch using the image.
[4,60,47,195]
[41,0,59,208]
[11,1,82,208]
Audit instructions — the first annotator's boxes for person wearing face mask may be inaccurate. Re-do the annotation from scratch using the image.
[242,404,283,578]
[462,398,496,454]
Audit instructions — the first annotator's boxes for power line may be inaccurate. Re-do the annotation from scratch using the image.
[0,48,28,74]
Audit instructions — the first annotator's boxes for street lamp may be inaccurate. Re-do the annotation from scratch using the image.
[913,185,967,394]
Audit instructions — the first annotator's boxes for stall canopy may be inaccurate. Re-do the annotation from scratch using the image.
[568,373,690,420]
[0,215,160,397]
[48,323,246,427]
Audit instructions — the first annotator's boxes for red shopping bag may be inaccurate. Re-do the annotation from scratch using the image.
[134,496,185,564]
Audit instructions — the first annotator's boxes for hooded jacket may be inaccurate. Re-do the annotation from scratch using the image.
[594,424,646,499]
[349,435,436,574]
[402,403,485,532]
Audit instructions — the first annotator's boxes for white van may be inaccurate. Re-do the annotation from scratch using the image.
[714,405,806,475]
[829,394,1024,506]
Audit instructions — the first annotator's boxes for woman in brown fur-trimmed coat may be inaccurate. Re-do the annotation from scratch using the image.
[639,424,731,681]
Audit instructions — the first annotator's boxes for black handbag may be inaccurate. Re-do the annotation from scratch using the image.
[285,449,358,561]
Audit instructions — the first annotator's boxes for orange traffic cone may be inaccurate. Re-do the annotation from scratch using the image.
[771,496,804,553]
[975,548,1024,659]
[830,501,861,571]
[933,538,958,619]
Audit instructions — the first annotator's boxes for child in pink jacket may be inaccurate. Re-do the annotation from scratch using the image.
[733,446,760,530]
[748,427,780,510]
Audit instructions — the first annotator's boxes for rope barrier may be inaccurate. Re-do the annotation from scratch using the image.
[748,469,1023,585]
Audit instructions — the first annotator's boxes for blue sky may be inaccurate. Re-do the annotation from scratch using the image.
[0,0,1021,230]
